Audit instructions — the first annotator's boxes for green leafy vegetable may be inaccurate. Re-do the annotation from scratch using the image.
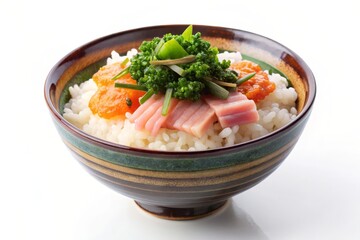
[129,26,238,102]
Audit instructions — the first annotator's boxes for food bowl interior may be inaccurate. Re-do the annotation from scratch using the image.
[46,25,314,132]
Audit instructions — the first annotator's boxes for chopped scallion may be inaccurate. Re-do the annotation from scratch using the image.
[236,72,256,85]
[114,82,147,91]
[112,67,130,80]
[161,88,173,116]
[150,55,196,65]
[120,58,129,67]
[203,80,229,99]
[157,38,189,59]
[182,25,193,41]
[168,65,185,76]
[209,79,237,88]
[153,39,165,57]
[139,89,155,104]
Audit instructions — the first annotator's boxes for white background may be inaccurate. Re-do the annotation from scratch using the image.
[1,0,360,239]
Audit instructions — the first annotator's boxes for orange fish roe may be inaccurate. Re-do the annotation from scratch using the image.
[89,63,145,119]
[231,60,262,75]
[93,62,124,86]
[230,60,275,103]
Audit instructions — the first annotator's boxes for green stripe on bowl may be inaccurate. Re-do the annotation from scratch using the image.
[54,113,309,171]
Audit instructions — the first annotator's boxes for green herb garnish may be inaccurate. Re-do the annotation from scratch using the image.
[114,82,147,91]
[150,55,196,65]
[241,54,292,87]
[161,88,173,116]
[203,79,229,99]
[112,67,129,80]
[128,25,238,102]
[139,89,154,104]
[236,72,256,85]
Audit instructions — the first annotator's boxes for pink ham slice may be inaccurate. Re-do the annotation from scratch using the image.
[129,95,164,131]
[188,105,216,138]
[204,92,259,128]
[165,100,198,128]
[129,94,159,121]
[130,96,216,138]
[145,98,179,136]
[129,91,258,138]
[218,110,259,128]
[180,102,216,138]
[170,101,203,131]
[165,100,216,137]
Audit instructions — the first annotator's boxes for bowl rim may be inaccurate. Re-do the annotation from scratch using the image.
[44,24,316,156]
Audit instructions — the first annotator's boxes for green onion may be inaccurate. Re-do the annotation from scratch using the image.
[182,25,193,41]
[139,89,154,104]
[112,67,130,80]
[161,88,173,116]
[120,58,129,67]
[242,54,292,87]
[209,79,237,88]
[150,55,196,65]
[203,79,229,99]
[168,65,185,76]
[157,38,189,59]
[154,39,165,56]
[114,82,147,91]
[236,72,256,85]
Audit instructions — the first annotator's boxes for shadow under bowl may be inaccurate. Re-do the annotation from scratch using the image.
[44,24,316,220]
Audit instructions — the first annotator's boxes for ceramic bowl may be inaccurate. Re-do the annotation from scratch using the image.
[44,24,316,220]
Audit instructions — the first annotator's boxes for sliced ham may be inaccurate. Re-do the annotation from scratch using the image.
[207,99,256,116]
[165,100,195,128]
[172,101,203,131]
[190,106,217,138]
[218,110,259,128]
[129,95,159,122]
[204,92,247,106]
[129,91,259,138]
[132,96,164,131]
[181,103,215,137]
[145,98,179,136]
[204,92,259,128]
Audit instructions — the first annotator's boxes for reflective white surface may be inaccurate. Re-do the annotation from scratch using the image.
[1,0,360,239]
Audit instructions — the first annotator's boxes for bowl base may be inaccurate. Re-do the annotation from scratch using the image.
[135,200,227,221]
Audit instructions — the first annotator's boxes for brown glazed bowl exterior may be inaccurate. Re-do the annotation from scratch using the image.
[44,25,316,220]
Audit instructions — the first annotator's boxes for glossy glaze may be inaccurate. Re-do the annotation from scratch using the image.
[44,24,316,220]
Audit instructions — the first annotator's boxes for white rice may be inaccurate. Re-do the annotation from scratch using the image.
[63,50,298,151]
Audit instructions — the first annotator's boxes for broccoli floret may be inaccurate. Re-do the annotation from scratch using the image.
[139,65,177,94]
[129,27,238,101]
[129,38,161,80]
[169,78,205,101]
